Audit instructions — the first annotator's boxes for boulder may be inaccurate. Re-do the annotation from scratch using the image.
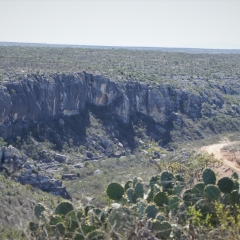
[55,154,66,163]
[86,151,94,159]
[62,174,77,180]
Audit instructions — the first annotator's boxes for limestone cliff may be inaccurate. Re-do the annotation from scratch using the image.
[0,72,210,135]
[0,71,239,140]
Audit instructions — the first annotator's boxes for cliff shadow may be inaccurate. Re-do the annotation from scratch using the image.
[130,112,173,147]
[8,111,90,153]
[87,103,136,151]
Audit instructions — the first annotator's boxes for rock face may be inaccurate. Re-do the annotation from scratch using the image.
[0,72,238,138]
[0,145,71,199]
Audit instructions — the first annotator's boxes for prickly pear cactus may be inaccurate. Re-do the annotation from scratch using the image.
[202,168,216,185]
[217,177,234,194]
[135,182,144,199]
[127,188,136,203]
[145,204,158,219]
[151,220,172,239]
[231,172,239,180]
[55,222,66,236]
[74,224,97,240]
[34,203,45,219]
[204,184,221,201]
[29,222,39,232]
[88,208,107,226]
[194,199,215,219]
[156,213,165,222]
[106,182,124,201]
[108,207,133,234]
[177,203,187,224]
[192,182,205,197]
[134,199,147,219]
[160,171,174,192]
[49,215,63,226]
[230,190,240,205]
[86,230,105,240]
[65,210,83,232]
[124,180,133,191]
[171,224,181,239]
[153,192,169,207]
[156,221,172,239]
[172,183,183,196]
[55,201,74,216]
[182,188,196,207]
[146,188,154,202]
[119,196,128,205]
[150,175,161,188]
[175,174,185,183]
[168,195,181,212]
[232,179,239,191]
[153,183,161,192]
[221,193,230,205]
[133,177,142,187]
[84,205,95,216]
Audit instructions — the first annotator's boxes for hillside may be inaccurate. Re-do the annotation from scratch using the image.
[1,45,240,239]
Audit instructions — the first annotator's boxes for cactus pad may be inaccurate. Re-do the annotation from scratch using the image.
[153,192,169,207]
[65,210,83,232]
[230,190,240,205]
[173,183,183,196]
[133,177,142,187]
[204,184,221,201]
[135,182,144,199]
[169,195,181,211]
[192,182,205,196]
[124,180,133,191]
[29,222,39,232]
[49,215,63,225]
[202,168,216,185]
[55,202,74,216]
[175,174,185,183]
[88,208,107,226]
[194,199,215,219]
[146,188,154,202]
[150,175,161,188]
[74,224,97,240]
[127,188,136,203]
[108,207,133,233]
[231,172,239,180]
[84,205,95,216]
[86,230,105,240]
[106,182,124,201]
[145,204,158,219]
[34,203,45,219]
[183,188,195,206]
[55,222,65,235]
[160,171,174,192]
[134,199,147,219]
[151,220,172,239]
[217,177,234,194]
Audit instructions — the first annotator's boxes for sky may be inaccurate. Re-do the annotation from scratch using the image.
[0,0,240,49]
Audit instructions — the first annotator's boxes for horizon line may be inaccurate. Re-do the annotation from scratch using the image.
[1,41,240,51]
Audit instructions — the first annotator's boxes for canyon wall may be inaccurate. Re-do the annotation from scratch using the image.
[0,72,227,137]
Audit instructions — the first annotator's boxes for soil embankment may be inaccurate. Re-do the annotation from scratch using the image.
[200,141,240,177]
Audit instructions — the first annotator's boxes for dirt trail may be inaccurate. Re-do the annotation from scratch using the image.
[200,141,240,177]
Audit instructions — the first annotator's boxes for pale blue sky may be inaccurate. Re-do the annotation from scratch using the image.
[0,0,240,49]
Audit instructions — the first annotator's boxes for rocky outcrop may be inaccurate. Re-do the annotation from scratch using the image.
[0,72,238,138]
[0,145,71,199]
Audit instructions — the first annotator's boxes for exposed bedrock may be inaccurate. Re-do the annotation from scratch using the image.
[0,71,225,136]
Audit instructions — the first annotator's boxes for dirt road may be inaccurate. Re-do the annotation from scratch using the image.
[200,141,240,176]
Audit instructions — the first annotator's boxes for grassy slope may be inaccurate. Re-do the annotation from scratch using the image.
[0,173,63,239]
